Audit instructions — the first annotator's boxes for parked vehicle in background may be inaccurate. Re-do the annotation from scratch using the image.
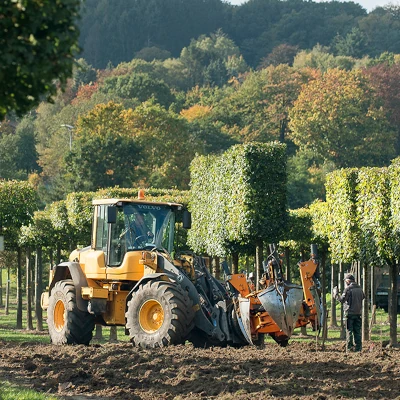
[375,273,400,313]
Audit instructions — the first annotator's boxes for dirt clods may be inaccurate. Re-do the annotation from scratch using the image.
[0,339,399,399]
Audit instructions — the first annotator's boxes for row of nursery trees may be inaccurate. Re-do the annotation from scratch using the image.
[0,142,398,345]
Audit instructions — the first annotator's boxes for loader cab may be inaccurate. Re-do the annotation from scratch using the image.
[92,199,185,266]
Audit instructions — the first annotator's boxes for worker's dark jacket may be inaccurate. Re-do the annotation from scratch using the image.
[337,282,365,315]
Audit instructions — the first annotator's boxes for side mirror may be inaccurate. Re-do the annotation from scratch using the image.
[107,206,117,224]
[182,210,192,229]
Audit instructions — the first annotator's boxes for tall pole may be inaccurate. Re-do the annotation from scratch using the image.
[61,124,74,151]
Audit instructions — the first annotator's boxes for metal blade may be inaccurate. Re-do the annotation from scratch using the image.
[258,283,304,337]
[236,296,252,345]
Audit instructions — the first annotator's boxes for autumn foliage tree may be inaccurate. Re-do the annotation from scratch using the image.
[65,101,141,191]
[365,63,400,154]
[215,65,315,143]
[128,101,200,189]
[289,68,397,168]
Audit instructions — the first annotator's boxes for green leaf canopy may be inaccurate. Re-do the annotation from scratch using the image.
[325,169,359,263]
[188,142,287,257]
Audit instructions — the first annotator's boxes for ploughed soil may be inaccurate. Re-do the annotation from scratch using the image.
[0,336,399,400]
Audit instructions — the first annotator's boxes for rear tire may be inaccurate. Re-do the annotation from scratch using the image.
[126,280,194,348]
[47,280,95,345]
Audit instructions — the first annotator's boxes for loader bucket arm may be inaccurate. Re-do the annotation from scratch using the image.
[298,252,322,329]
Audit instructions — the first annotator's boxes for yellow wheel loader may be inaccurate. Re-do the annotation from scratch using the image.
[41,193,322,347]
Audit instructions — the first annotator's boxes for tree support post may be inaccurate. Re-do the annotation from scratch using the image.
[388,262,399,347]
[362,262,369,342]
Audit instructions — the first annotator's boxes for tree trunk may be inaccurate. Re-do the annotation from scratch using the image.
[35,247,43,331]
[56,243,61,264]
[26,248,33,330]
[388,262,398,347]
[0,265,3,307]
[209,257,214,276]
[330,263,338,327]
[30,254,35,305]
[109,326,118,342]
[320,250,328,341]
[16,247,23,329]
[284,247,290,281]
[362,262,369,341]
[94,325,103,340]
[245,256,250,276]
[214,256,220,280]
[339,262,345,339]
[370,265,376,324]
[357,261,362,287]
[49,249,54,268]
[232,252,239,274]
[279,119,286,143]
[255,241,263,291]
[5,264,10,315]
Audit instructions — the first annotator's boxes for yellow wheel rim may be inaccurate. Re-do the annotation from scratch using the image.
[54,299,66,332]
[139,299,164,333]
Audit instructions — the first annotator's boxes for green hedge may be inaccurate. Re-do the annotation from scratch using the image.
[390,158,400,259]
[0,180,37,228]
[325,169,359,263]
[188,142,287,257]
[48,200,69,231]
[188,154,226,256]
[95,187,190,206]
[65,191,95,234]
[357,167,393,266]
[19,210,54,248]
[309,200,330,246]
[0,180,37,249]
[279,208,312,251]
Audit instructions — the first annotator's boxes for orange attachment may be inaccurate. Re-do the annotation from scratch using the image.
[229,274,251,297]
[138,189,145,200]
[252,310,281,333]
[299,259,317,307]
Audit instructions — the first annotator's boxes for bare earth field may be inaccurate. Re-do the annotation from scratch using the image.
[0,339,399,399]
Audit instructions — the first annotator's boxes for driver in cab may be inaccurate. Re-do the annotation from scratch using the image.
[133,213,154,246]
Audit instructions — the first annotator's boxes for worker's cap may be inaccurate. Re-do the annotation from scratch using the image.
[344,273,355,282]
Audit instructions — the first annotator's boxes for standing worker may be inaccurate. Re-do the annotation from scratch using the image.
[333,274,365,352]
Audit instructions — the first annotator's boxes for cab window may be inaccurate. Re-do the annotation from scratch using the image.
[95,205,108,251]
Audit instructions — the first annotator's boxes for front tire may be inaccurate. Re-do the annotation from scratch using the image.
[47,280,95,345]
[126,280,194,348]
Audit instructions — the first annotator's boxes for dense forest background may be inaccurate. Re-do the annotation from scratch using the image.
[2,0,400,209]
[78,0,400,68]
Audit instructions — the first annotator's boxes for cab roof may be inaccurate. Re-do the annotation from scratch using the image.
[92,198,183,209]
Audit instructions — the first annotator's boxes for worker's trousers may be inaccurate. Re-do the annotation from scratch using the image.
[345,314,362,352]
